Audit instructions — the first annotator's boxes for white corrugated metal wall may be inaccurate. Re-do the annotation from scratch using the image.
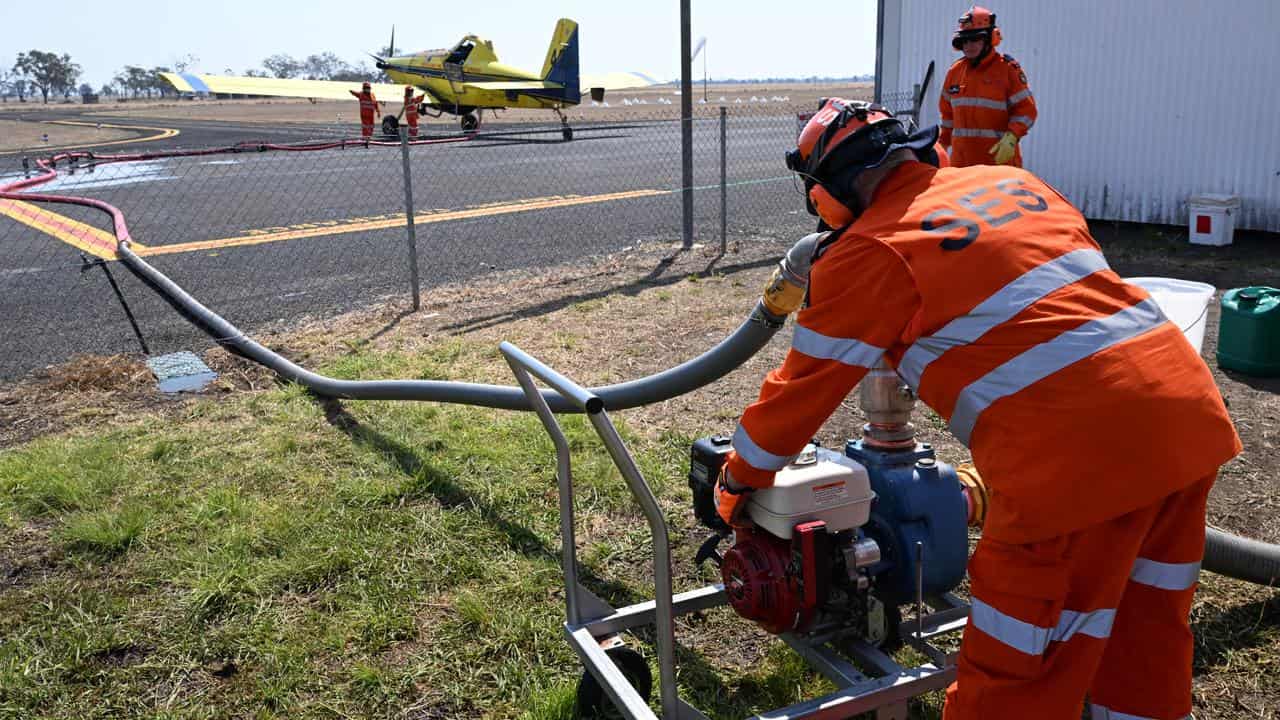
[879,0,1280,232]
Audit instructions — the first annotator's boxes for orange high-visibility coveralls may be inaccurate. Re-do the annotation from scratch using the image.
[403,92,426,137]
[350,88,379,138]
[724,162,1240,719]
[939,52,1037,167]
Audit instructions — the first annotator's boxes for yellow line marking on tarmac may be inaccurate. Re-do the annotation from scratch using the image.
[0,198,150,259]
[133,189,667,256]
[21,120,180,152]
[0,189,662,260]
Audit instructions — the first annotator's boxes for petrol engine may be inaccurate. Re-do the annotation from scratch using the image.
[688,364,985,642]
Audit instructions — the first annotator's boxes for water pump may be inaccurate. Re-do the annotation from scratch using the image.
[688,363,980,642]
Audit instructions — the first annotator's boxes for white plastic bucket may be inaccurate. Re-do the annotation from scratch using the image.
[1187,194,1240,246]
[1126,277,1216,353]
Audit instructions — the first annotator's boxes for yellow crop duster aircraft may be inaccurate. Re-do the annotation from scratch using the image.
[160,19,654,140]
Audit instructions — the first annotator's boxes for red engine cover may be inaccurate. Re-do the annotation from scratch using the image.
[721,530,812,634]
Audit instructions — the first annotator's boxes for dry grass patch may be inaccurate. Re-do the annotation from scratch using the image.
[0,119,137,152]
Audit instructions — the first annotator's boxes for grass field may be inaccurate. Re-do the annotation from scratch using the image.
[2,228,1278,718]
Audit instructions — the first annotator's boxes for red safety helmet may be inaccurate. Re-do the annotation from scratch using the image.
[404,85,414,95]
[362,81,371,90]
[785,98,939,227]
[952,6,1002,50]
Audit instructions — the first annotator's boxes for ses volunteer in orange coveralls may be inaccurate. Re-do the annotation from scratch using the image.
[716,98,1240,719]
[940,6,1037,167]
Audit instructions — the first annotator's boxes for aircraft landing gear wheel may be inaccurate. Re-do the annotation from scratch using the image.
[380,115,399,138]
[574,646,652,719]
[562,126,574,141]
[460,113,479,132]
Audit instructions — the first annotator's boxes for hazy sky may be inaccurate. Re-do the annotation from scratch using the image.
[2,1,879,89]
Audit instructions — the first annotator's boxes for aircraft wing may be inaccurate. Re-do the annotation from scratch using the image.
[159,72,437,104]
[579,72,659,92]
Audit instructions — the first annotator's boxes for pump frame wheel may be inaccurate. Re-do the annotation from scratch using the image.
[574,645,652,719]
[460,112,480,132]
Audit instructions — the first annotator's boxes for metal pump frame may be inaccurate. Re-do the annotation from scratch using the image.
[501,341,970,720]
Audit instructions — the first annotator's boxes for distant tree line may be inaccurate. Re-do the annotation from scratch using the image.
[0,51,83,103]
[0,49,387,103]
[253,52,384,82]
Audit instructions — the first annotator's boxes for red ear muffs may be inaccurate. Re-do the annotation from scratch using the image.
[809,185,855,228]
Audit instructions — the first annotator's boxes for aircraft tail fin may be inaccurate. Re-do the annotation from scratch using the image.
[540,18,581,103]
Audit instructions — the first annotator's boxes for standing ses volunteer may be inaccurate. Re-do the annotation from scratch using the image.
[716,98,1240,719]
[402,86,427,138]
[349,82,382,139]
[939,6,1037,167]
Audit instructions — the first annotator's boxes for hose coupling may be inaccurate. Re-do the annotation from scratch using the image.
[760,231,826,317]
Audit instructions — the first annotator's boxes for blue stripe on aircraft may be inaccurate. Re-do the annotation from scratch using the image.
[180,73,211,93]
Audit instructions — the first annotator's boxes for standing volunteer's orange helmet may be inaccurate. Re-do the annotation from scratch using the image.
[362,81,371,90]
[405,86,414,95]
[952,6,1002,50]
[785,98,939,227]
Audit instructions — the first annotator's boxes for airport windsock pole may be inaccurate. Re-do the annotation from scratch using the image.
[680,0,694,249]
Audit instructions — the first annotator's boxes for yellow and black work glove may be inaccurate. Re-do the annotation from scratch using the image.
[714,468,754,529]
[988,131,1019,165]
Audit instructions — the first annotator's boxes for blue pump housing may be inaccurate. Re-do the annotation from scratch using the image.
[845,439,969,604]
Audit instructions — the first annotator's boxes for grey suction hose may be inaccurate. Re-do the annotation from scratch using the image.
[116,240,796,413]
[1204,527,1280,587]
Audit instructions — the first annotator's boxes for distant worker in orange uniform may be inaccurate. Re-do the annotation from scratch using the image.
[402,86,426,138]
[717,99,1240,719]
[349,81,382,139]
[939,6,1037,167]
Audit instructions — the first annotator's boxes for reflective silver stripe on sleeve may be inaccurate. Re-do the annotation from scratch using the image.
[731,424,797,472]
[1051,608,1115,643]
[940,119,953,128]
[949,298,1167,445]
[970,597,1052,655]
[1008,88,1034,105]
[1010,115,1035,129]
[791,325,886,368]
[951,97,1007,110]
[898,249,1111,389]
[952,128,1004,138]
[1090,703,1190,720]
[1130,558,1201,591]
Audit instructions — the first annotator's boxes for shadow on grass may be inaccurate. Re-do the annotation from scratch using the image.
[443,252,778,334]
[364,307,416,345]
[1191,589,1280,675]
[310,393,752,708]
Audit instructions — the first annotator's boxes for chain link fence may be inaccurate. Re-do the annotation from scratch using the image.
[0,85,876,381]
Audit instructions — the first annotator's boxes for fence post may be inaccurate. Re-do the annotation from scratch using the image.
[398,126,422,311]
[680,0,694,250]
[719,106,727,255]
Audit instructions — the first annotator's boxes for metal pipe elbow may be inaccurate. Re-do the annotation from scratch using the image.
[761,231,826,317]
